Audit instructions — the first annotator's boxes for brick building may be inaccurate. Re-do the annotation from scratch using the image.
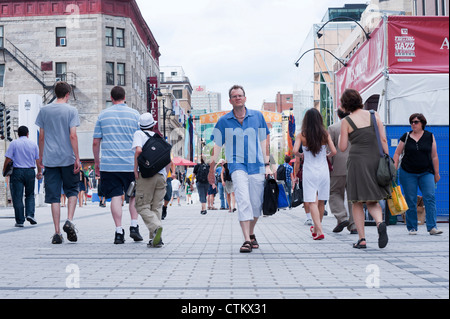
[261,92,293,113]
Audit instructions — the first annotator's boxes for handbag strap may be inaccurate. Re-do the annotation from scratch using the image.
[402,132,409,156]
[370,110,383,157]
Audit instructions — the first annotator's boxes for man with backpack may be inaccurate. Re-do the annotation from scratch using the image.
[132,113,171,248]
[193,158,210,215]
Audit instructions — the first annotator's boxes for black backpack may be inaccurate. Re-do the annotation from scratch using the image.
[137,131,172,178]
[263,177,279,216]
[277,164,286,182]
[196,164,209,183]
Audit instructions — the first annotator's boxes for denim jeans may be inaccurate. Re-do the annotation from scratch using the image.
[217,182,226,208]
[9,168,36,224]
[399,168,437,232]
[286,181,292,208]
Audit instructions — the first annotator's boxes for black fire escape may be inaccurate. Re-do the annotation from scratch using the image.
[1,39,76,104]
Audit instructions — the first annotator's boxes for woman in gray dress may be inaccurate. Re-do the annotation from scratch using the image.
[339,89,389,249]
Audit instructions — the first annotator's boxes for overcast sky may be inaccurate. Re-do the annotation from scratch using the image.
[136,0,368,110]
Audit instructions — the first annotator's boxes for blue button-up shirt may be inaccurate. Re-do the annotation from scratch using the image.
[211,108,270,175]
[4,136,39,168]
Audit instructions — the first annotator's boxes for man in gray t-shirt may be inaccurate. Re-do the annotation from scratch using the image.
[35,81,81,244]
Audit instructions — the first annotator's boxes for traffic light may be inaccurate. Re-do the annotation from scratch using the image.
[5,109,11,141]
[0,102,5,140]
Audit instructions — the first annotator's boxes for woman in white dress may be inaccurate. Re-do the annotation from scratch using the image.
[294,108,336,240]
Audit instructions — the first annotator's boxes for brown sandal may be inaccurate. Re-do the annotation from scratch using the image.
[250,235,259,249]
[240,241,252,253]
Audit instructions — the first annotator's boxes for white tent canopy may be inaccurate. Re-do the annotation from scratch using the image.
[369,74,449,125]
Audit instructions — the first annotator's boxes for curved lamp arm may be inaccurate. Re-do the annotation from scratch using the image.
[294,48,347,68]
[317,16,371,40]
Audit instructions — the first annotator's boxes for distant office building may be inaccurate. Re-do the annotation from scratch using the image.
[191,85,221,114]
[160,66,193,114]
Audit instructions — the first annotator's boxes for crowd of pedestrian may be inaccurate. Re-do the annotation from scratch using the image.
[2,83,444,252]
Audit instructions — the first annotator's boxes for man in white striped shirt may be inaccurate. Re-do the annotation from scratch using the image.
[93,86,143,244]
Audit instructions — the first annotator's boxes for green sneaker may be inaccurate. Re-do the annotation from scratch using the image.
[148,227,163,248]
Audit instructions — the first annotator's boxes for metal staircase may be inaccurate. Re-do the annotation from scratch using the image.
[1,39,76,104]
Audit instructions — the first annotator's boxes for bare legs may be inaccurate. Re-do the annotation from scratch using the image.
[110,195,138,228]
[352,201,384,245]
[51,195,77,234]
[309,199,325,237]
[240,218,258,243]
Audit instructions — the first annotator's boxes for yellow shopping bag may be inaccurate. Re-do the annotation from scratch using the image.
[388,181,409,215]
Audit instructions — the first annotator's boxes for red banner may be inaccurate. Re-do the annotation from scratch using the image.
[388,16,449,74]
[335,19,385,107]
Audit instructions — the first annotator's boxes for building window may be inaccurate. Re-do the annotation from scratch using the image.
[0,64,5,87]
[422,0,426,15]
[56,27,66,47]
[55,62,67,81]
[173,90,183,99]
[0,26,4,48]
[106,62,114,85]
[117,63,125,86]
[106,27,114,46]
[116,28,125,47]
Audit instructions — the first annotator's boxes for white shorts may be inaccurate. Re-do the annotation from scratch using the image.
[231,170,265,222]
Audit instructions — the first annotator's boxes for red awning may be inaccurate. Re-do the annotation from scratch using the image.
[172,157,196,167]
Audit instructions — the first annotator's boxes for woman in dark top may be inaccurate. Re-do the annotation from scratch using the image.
[339,89,389,249]
[394,113,442,235]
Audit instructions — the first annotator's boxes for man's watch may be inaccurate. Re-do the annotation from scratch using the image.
[264,163,270,166]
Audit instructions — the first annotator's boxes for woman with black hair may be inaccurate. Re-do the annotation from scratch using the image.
[293,108,336,240]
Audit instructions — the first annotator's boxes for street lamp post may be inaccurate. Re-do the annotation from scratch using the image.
[157,91,175,140]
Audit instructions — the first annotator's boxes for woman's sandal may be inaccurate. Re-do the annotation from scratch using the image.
[240,241,253,253]
[250,235,259,249]
[353,238,367,249]
[377,222,388,249]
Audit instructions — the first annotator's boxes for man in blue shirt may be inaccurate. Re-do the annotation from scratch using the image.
[3,126,42,227]
[93,86,143,244]
[208,85,271,253]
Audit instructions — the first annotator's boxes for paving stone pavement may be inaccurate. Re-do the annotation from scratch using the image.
[0,201,448,301]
